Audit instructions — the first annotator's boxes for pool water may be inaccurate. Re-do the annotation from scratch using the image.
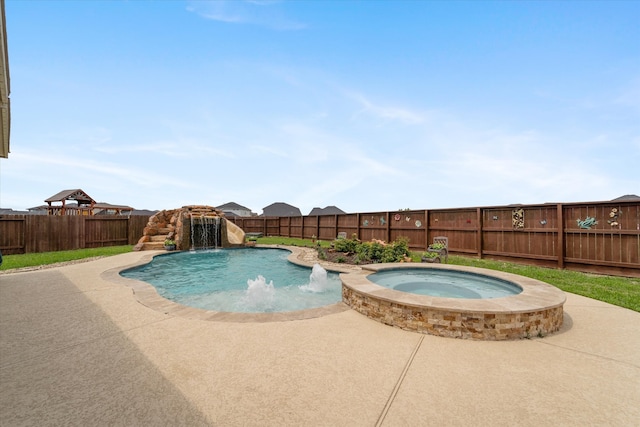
[120,248,342,313]
[368,268,522,299]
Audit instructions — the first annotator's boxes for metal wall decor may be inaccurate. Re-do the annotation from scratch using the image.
[607,208,620,227]
[512,208,525,229]
[576,216,598,229]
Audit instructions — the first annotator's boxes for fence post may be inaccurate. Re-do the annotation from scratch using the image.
[557,204,565,269]
[385,211,391,243]
[80,216,86,249]
[477,207,483,258]
[424,209,429,251]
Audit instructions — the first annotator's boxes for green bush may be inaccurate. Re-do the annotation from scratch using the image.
[333,236,410,263]
[333,236,360,253]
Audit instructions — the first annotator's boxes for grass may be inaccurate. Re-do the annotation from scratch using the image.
[256,236,333,248]
[0,245,134,270]
[2,237,638,313]
[446,255,640,313]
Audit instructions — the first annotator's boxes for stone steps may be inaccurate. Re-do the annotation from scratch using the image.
[142,241,166,251]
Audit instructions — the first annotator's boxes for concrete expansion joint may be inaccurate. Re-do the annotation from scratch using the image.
[535,339,640,370]
[376,335,425,427]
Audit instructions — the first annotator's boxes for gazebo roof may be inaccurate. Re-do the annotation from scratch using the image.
[45,189,95,205]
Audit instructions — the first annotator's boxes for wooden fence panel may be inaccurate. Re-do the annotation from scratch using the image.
[358,212,386,243]
[337,214,358,239]
[278,217,290,237]
[428,209,478,254]
[288,217,303,238]
[0,215,150,255]
[302,216,318,239]
[0,215,25,254]
[318,215,338,240]
[264,218,279,236]
[85,217,129,247]
[388,210,426,249]
[24,216,83,253]
[128,215,150,244]
[563,203,639,269]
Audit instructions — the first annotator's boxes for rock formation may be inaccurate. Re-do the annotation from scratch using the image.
[133,205,246,251]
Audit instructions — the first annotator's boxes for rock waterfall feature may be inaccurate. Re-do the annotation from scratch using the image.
[134,205,246,251]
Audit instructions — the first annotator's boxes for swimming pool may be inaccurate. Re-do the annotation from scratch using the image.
[120,248,342,313]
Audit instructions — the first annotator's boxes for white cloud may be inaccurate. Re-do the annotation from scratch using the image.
[186,0,307,30]
[347,92,428,125]
[6,149,191,189]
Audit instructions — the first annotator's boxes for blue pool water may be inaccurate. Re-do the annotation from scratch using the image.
[120,248,342,312]
[368,268,522,299]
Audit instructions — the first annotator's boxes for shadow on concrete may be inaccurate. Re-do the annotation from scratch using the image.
[0,270,210,426]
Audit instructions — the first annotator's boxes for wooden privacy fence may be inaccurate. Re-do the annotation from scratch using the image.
[229,200,640,277]
[0,215,149,255]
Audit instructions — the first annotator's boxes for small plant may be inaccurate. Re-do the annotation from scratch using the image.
[336,256,346,263]
[429,243,446,250]
[164,239,176,246]
[422,251,439,259]
[333,235,360,253]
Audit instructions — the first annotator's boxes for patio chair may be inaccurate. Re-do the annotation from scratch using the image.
[429,236,448,262]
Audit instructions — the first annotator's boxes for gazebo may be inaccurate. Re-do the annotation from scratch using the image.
[45,189,95,215]
[44,189,133,216]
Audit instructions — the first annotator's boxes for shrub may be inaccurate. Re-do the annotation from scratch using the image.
[333,235,360,253]
[333,236,410,263]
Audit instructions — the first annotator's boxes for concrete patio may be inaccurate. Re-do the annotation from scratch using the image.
[1,251,638,426]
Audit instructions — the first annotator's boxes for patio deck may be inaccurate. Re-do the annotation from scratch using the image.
[1,251,638,426]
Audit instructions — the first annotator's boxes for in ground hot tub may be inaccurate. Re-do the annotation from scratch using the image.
[340,263,566,340]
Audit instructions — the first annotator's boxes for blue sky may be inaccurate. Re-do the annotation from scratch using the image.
[1,0,638,214]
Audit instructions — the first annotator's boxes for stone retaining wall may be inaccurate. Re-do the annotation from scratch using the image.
[342,286,564,340]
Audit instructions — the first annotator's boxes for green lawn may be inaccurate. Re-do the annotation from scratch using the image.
[0,246,134,270]
[2,239,638,313]
[446,255,640,312]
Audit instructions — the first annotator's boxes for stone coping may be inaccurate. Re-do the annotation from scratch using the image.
[103,245,351,323]
[341,263,566,314]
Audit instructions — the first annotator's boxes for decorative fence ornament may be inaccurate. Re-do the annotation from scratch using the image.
[512,208,525,229]
[577,216,598,229]
[607,208,620,227]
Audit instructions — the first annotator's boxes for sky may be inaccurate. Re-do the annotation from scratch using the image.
[1,0,638,215]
